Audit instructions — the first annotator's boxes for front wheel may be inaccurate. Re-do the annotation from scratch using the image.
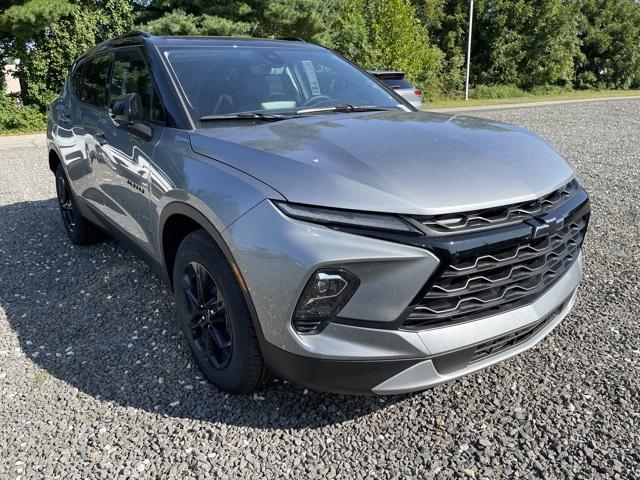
[54,164,102,245]
[173,230,270,393]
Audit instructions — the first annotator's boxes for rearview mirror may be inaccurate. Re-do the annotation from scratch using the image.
[110,93,143,126]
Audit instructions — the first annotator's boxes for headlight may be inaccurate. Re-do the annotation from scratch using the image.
[274,201,418,233]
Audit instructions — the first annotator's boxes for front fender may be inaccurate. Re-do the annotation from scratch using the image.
[150,129,284,237]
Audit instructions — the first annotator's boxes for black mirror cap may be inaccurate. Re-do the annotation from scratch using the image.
[110,93,143,125]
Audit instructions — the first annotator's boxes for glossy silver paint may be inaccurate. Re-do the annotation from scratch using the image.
[223,199,441,355]
[374,294,579,394]
[191,111,574,215]
[393,88,422,110]
[47,35,584,394]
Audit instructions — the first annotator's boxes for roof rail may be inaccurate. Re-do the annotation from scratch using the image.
[112,30,151,40]
[278,37,305,42]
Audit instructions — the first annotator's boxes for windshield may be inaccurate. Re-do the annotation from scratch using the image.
[161,45,404,119]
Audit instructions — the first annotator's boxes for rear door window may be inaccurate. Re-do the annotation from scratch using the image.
[81,54,111,107]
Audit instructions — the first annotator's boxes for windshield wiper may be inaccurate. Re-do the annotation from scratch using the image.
[199,112,293,122]
[296,104,398,115]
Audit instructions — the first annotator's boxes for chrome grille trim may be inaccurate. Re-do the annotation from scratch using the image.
[415,180,579,235]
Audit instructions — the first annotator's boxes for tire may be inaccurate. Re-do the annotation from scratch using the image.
[173,230,270,393]
[54,164,102,245]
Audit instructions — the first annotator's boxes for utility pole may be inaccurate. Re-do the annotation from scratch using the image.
[465,0,474,101]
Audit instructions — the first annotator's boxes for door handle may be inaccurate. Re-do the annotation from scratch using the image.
[95,132,107,146]
[60,114,71,124]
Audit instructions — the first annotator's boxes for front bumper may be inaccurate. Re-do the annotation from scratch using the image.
[261,258,580,395]
[224,200,583,395]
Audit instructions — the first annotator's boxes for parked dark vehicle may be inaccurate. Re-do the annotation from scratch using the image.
[47,32,590,394]
[368,70,422,109]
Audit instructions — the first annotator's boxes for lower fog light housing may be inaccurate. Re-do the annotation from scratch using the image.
[292,268,360,334]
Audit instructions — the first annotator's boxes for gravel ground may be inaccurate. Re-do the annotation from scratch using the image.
[0,99,638,479]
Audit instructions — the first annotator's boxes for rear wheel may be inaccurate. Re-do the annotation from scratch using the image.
[173,230,270,393]
[54,164,102,245]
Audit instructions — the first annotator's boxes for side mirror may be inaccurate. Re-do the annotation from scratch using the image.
[110,93,143,126]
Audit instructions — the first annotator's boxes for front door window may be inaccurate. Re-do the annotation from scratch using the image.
[110,49,164,123]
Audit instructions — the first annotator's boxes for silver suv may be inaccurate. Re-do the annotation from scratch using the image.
[368,70,423,109]
[47,32,590,395]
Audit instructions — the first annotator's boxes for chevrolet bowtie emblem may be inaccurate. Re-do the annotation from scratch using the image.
[526,215,565,238]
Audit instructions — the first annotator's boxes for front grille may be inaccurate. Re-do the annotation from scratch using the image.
[431,303,565,375]
[416,180,579,235]
[404,214,587,330]
[470,304,562,363]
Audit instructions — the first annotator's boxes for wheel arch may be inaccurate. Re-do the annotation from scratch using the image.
[158,202,264,332]
[159,202,269,350]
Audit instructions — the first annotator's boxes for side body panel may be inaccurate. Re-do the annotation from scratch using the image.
[97,121,164,256]
[51,77,106,213]
[148,129,285,261]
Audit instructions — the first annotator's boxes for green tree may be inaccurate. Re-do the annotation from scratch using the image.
[332,0,442,93]
[259,0,334,43]
[574,0,640,88]
[473,0,579,88]
[327,0,370,61]
[142,9,251,36]
[0,0,134,108]
[141,0,333,42]
[413,0,468,95]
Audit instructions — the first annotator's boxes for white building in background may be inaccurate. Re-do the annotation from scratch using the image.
[4,61,21,94]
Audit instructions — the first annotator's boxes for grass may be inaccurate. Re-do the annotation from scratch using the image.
[423,88,640,109]
[0,129,46,136]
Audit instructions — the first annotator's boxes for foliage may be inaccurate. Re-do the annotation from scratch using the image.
[328,0,370,61]
[529,84,573,96]
[470,84,527,99]
[0,93,46,134]
[472,0,579,89]
[0,0,75,40]
[0,0,134,110]
[259,0,334,44]
[363,0,442,90]
[142,9,251,36]
[413,0,467,95]
[1,0,640,135]
[327,0,442,92]
[141,0,332,42]
[575,0,640,89]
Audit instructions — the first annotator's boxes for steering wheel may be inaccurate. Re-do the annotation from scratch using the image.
[301,95,334,108]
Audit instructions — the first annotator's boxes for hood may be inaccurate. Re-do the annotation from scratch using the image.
[190,111,574,215]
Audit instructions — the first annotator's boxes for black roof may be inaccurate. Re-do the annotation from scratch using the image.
[77,31,318,62]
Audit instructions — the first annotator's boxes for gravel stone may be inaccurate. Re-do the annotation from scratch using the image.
[0,99,639,478]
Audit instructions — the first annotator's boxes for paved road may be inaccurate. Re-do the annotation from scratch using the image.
[425,94,640,113]
[1,100,638,479]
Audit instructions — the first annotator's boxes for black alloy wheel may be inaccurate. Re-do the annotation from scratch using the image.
[182,261,233,369]
[173,230,270,393]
